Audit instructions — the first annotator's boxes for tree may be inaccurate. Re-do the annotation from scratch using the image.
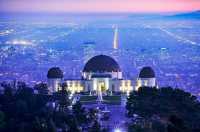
[0,111,5,131]
[32,116,48,132]
[1,82,14,102]
[128,124,152,132]
[126,87,158,121]
[57,83,71,112]
[67,117,80,132]
[167,115,190,132]
[72,101,87,125]
[0,82,53,132]
[34,82,49,94]
[126,87,200,131]
[47,118,57,132]
[89,120,101,132]
[0,81,101,132]
[87,108,98,124]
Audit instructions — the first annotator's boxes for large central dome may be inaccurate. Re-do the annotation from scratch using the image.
[83,55,121,72]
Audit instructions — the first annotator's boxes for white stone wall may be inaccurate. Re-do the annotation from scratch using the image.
[64,80,84,93]
[82,71,122,80]
[64,78,134,93]
[48,78,62,93]
[136,78,156,90]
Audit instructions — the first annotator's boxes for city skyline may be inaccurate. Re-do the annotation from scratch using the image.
[0,0,200,13]
[0,0,200,132]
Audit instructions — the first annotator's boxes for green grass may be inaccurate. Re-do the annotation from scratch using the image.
[102,101,121,105]
[103,95,121,105]
[103,95,121,101]
[79,95,121,105]
[79,96,97,102]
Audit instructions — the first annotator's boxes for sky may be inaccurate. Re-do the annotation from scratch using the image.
[0,0,200,13]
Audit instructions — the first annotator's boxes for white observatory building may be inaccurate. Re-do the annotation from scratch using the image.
[47,67,63,93]
[47,55,133,94]
[136,66,156,90]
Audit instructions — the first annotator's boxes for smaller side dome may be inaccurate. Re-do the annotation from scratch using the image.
[47,67,63,79]
[139,66,155,78]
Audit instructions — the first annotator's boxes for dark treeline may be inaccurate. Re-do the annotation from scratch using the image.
[126,87,200,132]
[1,81,200,132]
[0,81,104,132]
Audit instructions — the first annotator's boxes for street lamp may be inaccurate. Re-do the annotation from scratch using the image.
[114,128,121,132]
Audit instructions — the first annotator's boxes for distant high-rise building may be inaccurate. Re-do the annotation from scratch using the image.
[113,26,119,50]
[160,48,170,60]
[83,41,96,64]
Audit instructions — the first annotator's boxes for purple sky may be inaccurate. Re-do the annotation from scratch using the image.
[0,0,200,13]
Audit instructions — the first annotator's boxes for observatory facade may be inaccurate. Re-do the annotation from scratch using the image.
[47,55,157,94]
[47,55,133,94]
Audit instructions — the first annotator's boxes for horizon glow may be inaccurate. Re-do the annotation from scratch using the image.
[0,0,200,13]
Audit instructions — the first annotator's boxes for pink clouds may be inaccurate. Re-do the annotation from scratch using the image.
[0,0,200,13]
